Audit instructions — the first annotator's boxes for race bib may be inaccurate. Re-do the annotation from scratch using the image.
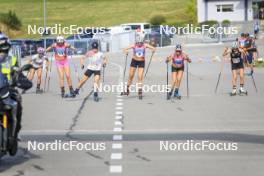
[134,48,145,58]
[232,57,240,64]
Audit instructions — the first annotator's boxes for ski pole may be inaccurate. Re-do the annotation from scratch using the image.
[102,66,105,83]
[123,53,128,80]
[73,63,83,92]
[186,60,189,98]
[43,61,48,92]
[215,58,225,93]
[47,53,53,92]
[166,61,169,99]
[144,52,154,78]
[251,74,258,92]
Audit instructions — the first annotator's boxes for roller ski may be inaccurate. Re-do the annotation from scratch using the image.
[121,87,129,96]
[93,92,99,102]
[238,87,248,96]
[138,89,143,100]
[36,88,44,94]
[62,87,76,98]
[230,88,237,96]
[174,91,182,100]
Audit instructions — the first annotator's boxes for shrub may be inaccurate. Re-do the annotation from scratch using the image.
[0,10,22,30]
[150,15,166,25]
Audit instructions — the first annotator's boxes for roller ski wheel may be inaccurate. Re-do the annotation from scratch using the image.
[8,138,18,156]
[239,90,248,96]
[94,95,99,102]
[64,93,76,98]
[138,94,143,100]
[120,92,129,96]
[36,89,44,94]
[167,93,172,100]
[230,92,236,96]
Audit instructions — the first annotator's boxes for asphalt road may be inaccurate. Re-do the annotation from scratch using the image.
[0,41,264,176]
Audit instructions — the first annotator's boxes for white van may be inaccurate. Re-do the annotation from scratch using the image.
[121,23,151,34]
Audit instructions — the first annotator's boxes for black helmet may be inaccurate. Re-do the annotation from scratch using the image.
[0,34,11,53]
[91,41,99,49]
[175,44,182,51]
[241,33,245,37]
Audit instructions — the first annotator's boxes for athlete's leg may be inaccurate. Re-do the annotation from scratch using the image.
[174,70,184,96]
[137,67,144,89]
[127,67,136,86]
[93,74,100,101]
[64,65,73,87]
[36,68,43,86]
[239,68,245,85]
[232,70,237,87]
[77,75,89,89]
[28,68,35,81]
[171,72,177,91]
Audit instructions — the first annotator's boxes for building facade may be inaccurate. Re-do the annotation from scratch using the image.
[197,0,264,22]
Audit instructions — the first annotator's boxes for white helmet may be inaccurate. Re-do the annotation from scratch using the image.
[135,35,144,43]
[232,41,238,49]
[56,36,65,44]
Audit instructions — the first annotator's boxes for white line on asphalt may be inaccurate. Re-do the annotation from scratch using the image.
[115,106,123,110]
[115,115,123,120]
[113,135,123,141]
[110,165,122,173]
[112,143,123,149]
[113,127,122,132]
[116,102,123,106]
[116,99,123,102]
[115,111,123,115]
[115,121,122,126]
[111,153,123,160]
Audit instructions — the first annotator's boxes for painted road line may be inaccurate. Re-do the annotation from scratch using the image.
[110,165,122,173]
[116,102,123,106]
[115,111,123,115]
[115,121,122,126]
[111,153,123,160]
[113,127,122,132]
[115,106,123,110]
[115,115,123,120]
[112,143,123,149]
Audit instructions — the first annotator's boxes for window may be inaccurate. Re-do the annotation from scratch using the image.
[216,4,234,12]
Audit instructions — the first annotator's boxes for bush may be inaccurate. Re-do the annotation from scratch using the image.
[150,15,166,25]
[0,10,22,30]
[199,20,219,27]
[222,19,231,26]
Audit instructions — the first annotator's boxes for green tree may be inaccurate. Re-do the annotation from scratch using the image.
[185,0,197,24]
[0,10,22,31]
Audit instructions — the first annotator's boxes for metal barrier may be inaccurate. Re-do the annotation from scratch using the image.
[11,45,22,66]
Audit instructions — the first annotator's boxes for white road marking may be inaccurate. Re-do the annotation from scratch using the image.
[113,135,123,141]
[110,165,122,173]
[116,102,123,106]
[111,153,123,160]
[115,115,123,120]
[115,106,123,110]
[115,121,122,126]
[113,127,122,132]
[112,143,123,149]
[115,111,123,115]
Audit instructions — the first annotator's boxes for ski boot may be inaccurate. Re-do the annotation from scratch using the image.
[138,89,143,100]
[74,88,80,95]
[239,87,248,96]
[167,91,172,100]
[174,92,181,100]
[93,92,99,102]
[230,88,237,96]
[36,87,43,94]
[61,87,65,98]
[173,89,181,99]
[121,86,130,96]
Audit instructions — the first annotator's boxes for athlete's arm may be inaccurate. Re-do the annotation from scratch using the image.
[123,45,134,55]
[46,44,55,52]
[183,53,191,63]
[223,47,230,57]
[103,55,108,67]
[80,55,85,69]
[145,43,156,53]
[166,55,172,63]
